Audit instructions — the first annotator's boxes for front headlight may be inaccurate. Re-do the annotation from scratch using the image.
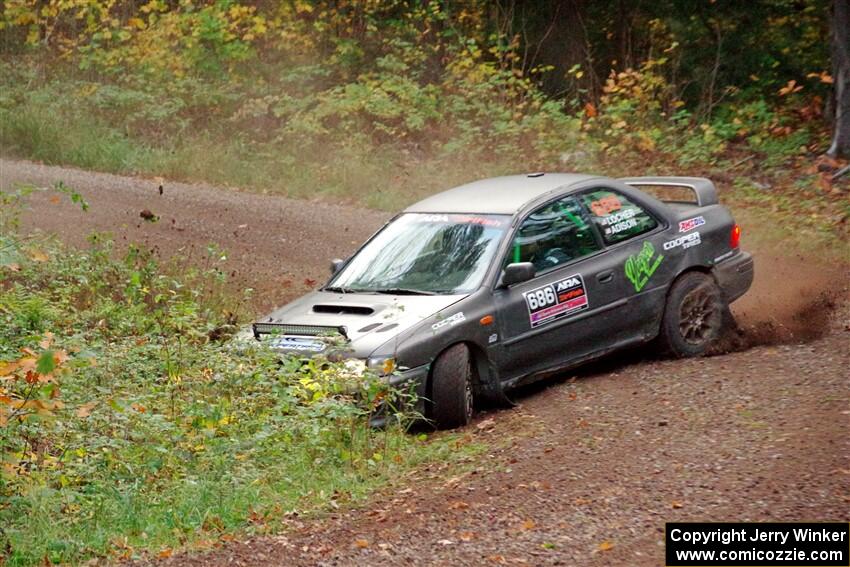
[367,356,396,376]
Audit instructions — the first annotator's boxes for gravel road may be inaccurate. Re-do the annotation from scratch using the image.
[1,158,848,566]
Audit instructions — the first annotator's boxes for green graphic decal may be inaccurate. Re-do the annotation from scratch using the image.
[624,241,664,292]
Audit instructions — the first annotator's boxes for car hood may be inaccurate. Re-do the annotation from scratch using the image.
[256,291,467,357]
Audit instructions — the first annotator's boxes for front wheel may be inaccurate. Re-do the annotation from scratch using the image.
[659,272,726,357]
[429,344,474,429]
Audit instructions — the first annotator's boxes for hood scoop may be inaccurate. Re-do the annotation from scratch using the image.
[312,304,375,316]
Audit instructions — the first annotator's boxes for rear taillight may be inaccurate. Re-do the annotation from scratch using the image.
[730,224,741,248]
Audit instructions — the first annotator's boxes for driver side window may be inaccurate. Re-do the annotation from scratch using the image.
[507,196,601,274]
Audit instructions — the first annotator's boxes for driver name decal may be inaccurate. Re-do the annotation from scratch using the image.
[523,274,589,328]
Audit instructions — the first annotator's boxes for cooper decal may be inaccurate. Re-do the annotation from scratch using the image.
[523,274,589,328]
[431,312,466,331]
[678,216,706,232]
[663,231,702,251]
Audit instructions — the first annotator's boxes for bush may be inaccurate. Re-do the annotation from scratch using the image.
[0,189,458,566]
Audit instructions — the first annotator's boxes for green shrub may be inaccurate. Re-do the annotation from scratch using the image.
[0,191,470,565]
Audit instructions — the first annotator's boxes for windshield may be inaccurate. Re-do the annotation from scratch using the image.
[328,213,510,294]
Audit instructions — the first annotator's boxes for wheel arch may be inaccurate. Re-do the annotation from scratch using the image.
[654,265,718,337]
[425,340,497,408]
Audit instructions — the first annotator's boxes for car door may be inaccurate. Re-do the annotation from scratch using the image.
[575,185,671,340]
[492,194,635,381]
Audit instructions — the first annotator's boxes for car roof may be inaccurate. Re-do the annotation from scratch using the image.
[404,173,601,215]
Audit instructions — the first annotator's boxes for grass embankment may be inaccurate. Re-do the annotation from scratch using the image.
[1,59,847,252]
[0,189,482,566]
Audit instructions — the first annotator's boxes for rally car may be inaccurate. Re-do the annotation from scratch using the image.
[251,174,754,429]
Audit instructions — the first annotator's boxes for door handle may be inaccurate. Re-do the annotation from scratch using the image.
[597,270,614,283]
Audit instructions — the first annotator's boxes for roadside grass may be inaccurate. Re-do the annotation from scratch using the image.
[3,77,847,254]
[0,190,483,566]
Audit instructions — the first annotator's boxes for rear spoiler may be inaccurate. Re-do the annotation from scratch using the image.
[618,176,718,207]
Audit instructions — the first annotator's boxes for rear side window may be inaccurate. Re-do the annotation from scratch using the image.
[507,196,601,273]
[580,189,658,244]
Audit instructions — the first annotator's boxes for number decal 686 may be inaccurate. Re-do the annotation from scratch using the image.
[525,286,556,311]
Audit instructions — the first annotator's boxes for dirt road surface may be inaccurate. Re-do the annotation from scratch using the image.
[2,158,848,566]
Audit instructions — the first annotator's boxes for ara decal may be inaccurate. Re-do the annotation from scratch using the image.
[523,274,589,328]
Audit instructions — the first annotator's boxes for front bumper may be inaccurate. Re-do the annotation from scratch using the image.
[713,251,754,303]
[369,363,430,428]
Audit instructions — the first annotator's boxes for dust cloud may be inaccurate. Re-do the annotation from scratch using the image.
[724,239,848,349]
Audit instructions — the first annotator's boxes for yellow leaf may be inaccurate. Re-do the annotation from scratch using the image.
[522,519,535,530]
[157,549,172,559]
[671,500,684,509]
[598,541,614,552]
[354,539,369,548]
[30,250,49,262]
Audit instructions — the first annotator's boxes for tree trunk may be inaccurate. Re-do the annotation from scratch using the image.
[828,0,850,158]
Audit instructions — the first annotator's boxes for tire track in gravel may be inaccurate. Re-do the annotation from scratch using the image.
[0,158,390,313]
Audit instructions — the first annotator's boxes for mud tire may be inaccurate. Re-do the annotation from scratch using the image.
[429,344,474,429]
[659,272,726,357]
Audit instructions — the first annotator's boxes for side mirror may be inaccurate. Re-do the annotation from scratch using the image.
[501,262,536,287]
[330,258,346,275]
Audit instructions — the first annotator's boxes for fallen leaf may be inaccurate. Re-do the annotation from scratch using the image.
[354,539,369,549]
[437,539,454,546]
[522,519,536,531]
[4,263,20,272]
[460,531,475,542]
[76,401,98,418]
[39,332,54,349]
[671,500,684,509]
[448,500,469,510]
[488,555,506,563]
[157,549,173,559]
[584,102,597,118]
[30,249,49,262]
[598,541,614,552]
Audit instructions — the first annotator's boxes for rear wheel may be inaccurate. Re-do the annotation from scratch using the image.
[659,272,725,357]
[429,344,474,429]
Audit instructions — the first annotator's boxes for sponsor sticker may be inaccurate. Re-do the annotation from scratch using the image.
[625,241,664,292]
[523,274,589,328]
[488,333,498,344]
[590,195,622,217]
[417,214,506,227]
[432,311,466,331]
[267,336,326,352]
[678,216,706,232]
[713,250,735,263]
[663,231,702,251]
